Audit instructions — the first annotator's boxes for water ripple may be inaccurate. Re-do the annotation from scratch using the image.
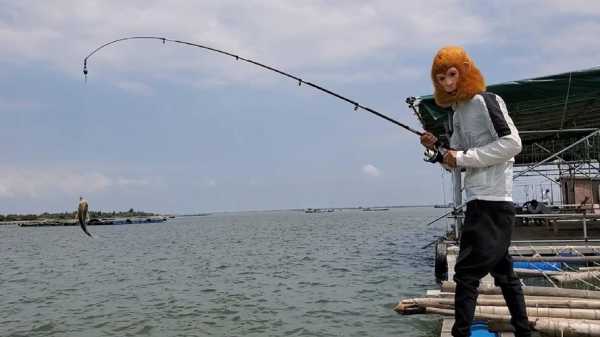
[0,208,445,337]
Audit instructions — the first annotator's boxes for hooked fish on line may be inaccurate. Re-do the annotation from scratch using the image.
[77,196,92,237]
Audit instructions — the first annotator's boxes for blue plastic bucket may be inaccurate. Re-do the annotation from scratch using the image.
[470,321,498,337]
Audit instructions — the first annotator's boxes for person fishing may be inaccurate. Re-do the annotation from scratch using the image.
[420,46,530,337]
[76,196,92,237]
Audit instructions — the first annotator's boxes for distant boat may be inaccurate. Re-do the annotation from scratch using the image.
[361,207,389,212]
[305,208,334,213]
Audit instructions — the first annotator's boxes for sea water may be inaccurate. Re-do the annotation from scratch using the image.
[1,207,447,337]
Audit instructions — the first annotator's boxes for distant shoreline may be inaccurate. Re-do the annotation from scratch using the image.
[1,205,439,224]
[181,205,438,215]
[0,210,160,223]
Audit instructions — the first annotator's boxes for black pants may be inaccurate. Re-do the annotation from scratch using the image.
[451,200,531,337]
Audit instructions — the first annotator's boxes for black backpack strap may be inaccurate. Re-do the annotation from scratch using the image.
[481,92,511,137]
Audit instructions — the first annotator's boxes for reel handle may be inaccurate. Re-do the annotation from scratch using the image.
[424,140,450,164]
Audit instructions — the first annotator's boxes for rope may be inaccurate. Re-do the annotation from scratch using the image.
[440,167,451,232]
[558,72,573,132]
[554,245,600,290]
[567,245,600,283]
[524,244,559,288]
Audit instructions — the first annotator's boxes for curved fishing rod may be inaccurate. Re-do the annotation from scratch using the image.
[83,36,424,137]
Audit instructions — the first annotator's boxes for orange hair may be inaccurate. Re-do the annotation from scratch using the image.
[431,46,485,107]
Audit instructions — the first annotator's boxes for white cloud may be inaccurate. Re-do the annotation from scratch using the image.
[535,21,600,73]
[115,80,154,96]
[0,96,41,112]
[0,168,150,199]
[116,177,149,186]
[362,164,381,177]
[6,0,597,91]
[541,0,600,15]
[0,0,596,88]
[0,0,488,85]
[471,1,600,76]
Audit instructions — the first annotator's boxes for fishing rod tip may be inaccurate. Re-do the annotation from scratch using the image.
[83,59,88,78]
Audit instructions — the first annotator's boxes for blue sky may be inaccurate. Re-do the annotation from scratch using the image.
[1,1,599,214]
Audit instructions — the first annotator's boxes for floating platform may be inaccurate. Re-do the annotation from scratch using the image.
[398,243,600,336]
[16,216,167,227]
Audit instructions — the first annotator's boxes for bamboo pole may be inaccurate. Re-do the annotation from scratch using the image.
[442,281,600,300]
[398,298,600,320]
[580,267,600,271]
[426,292,599,309]
[476,305,600,320]
[399,297,600,310]
[435,291,584,301]
[513,268,600,283]
[552,271,600,284]
[512,255,600,262]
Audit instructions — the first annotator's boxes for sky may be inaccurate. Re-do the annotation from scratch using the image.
[1,0,599,214]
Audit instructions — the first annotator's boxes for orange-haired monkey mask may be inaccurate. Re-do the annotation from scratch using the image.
[431,46,485,107]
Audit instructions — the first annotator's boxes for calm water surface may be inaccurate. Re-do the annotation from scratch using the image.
[1,207,447,337]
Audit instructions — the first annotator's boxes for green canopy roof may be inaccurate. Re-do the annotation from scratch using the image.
[413,66,600,165]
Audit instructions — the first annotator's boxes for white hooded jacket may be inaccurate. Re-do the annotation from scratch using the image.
[450,92,522,202]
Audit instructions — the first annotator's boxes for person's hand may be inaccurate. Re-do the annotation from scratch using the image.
[420,132,438,150]
[443,150,457,168]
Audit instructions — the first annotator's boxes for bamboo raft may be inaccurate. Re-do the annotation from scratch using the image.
[397,245,600,336]
[397,288,600,336]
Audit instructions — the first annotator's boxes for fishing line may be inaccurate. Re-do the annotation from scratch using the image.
[83,36,424,137]
[83,36,453,233]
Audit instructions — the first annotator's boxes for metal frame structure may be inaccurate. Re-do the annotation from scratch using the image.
[515,129,600,182]
[503,128,600,242]
[440,123,600,242]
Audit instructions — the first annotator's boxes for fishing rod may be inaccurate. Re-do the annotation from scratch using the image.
[83,36,453,239]
[83,36,427,137]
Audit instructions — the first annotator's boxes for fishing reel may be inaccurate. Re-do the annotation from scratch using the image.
[423,145,447,163]
[423,138,450,164]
